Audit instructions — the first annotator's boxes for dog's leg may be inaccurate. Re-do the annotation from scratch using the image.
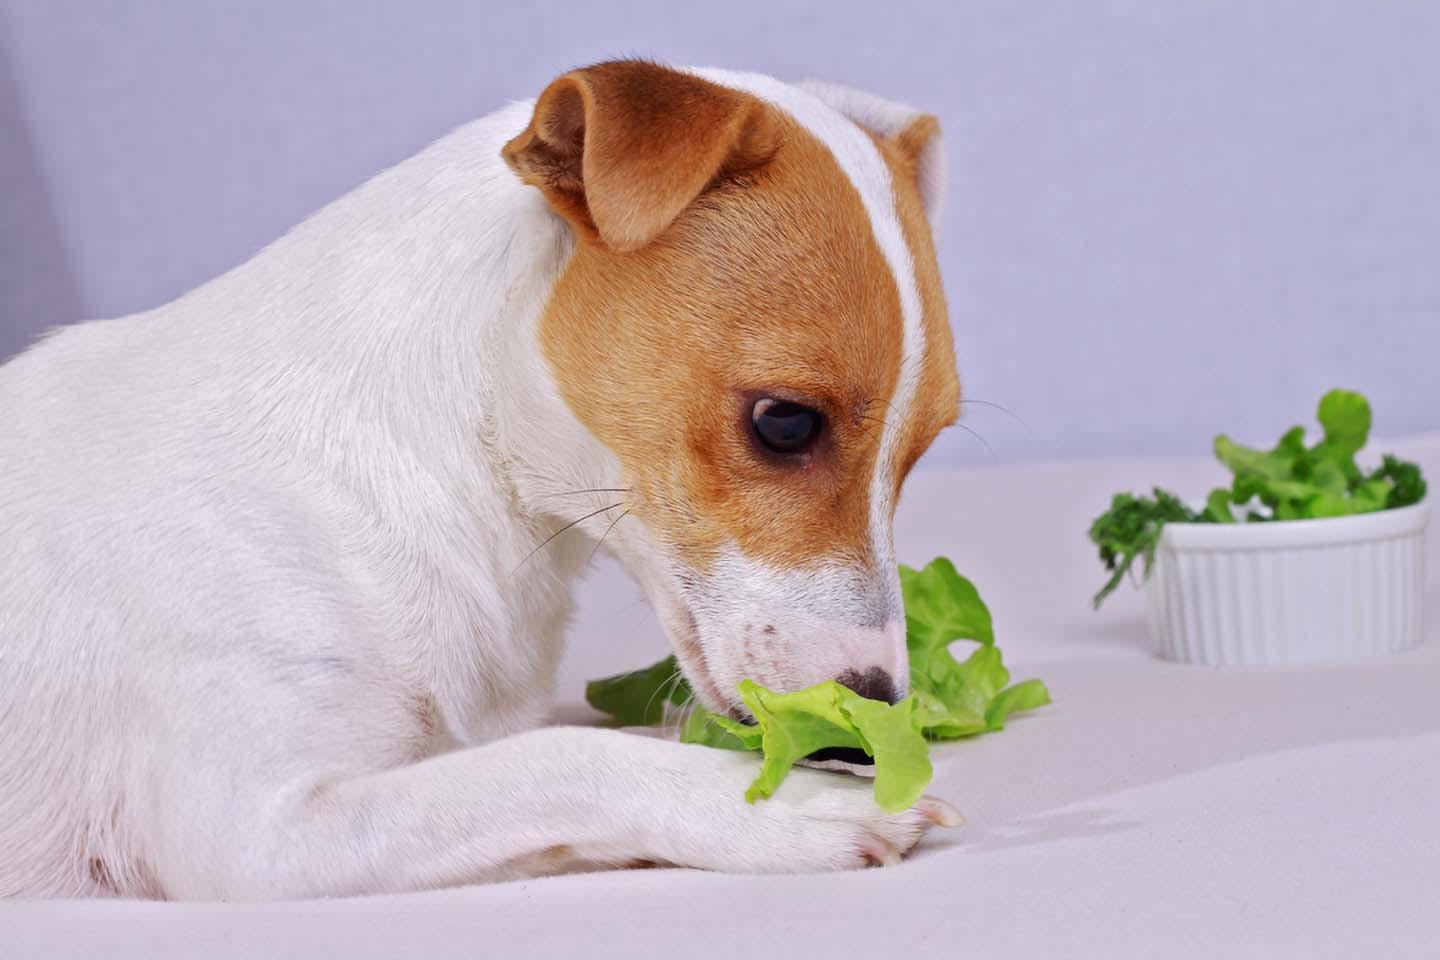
[166,725,957,899]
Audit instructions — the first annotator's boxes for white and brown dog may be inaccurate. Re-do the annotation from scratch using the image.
[0,61,961,899]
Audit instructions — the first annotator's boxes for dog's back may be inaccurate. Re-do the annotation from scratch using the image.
[0,103,575,894]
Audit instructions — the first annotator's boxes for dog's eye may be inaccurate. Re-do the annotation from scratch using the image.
[751,398,824,455]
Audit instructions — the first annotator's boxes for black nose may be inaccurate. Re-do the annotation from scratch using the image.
[837,667,899,705]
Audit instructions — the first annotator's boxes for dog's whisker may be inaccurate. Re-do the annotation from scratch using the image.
[952,421,998,462]
[666,685,699,739]
[586,508,630,565]
[860,394,1018,458]
[515,502,624,570]
[645,668,679,732]
[646,666,688,732]
[957,397,1032,432]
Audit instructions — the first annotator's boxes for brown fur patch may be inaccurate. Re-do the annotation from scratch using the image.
[872,117,961,502]
[540,114,902,571]
[88,856,118,895]
[413,692,438,739]
[409,691,441,761]
[522,63,955,573]
[503,61,779,252]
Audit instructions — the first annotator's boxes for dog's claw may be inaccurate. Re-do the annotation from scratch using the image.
[859,834,903,867]
[918,796,964,828]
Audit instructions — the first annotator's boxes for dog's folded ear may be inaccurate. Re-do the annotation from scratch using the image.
[797,81,946,237]
[503,60,780,253]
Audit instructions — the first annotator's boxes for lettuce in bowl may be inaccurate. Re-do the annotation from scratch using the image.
[1089,388,1426,608]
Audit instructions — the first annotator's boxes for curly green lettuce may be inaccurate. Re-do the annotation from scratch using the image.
[1089,388,1427,607]
[1088,489,1202,608]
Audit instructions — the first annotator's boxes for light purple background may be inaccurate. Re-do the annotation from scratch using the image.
[2,0,1436,463]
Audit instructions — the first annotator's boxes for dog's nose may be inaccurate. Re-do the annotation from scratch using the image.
[836,666,899,705]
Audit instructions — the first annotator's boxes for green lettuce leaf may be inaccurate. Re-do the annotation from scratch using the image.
[1372,454,1428,509]
[900,556,993,650]
[1215,425,1305,489]
[735,680,933,812]
[985,679,1053,731]
[1203,488,1236,523]
[679,707,757,751]
[900,558,1051,737]
[1086,488,1200,607]
[1313,388,1371,483]
[842,695,933,811]
[734,680,868,802]
[585,655,687,726]
[912,689,987,739]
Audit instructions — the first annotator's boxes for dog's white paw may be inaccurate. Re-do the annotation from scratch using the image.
[662,751,962,873]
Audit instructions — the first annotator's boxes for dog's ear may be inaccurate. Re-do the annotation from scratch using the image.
[798,81,946,237]
[503,61,780,253]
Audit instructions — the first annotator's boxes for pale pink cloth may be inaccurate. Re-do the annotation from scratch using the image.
[8,435,1439,959]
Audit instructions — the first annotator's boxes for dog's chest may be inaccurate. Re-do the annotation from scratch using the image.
[390,532,587,747]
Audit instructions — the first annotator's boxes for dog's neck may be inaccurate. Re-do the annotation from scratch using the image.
[176,101,615,538]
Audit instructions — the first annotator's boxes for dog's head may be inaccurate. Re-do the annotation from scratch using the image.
[504,61,959,715]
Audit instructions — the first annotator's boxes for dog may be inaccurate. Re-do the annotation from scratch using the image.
[0,60,961,899]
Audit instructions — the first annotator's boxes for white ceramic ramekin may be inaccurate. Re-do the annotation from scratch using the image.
[1145,502,1429,665]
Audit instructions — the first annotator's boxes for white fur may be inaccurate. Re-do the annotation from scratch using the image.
[686,69,931,702]
[683,548,909,700]
[0,74,947,900]
[799,80,948,235]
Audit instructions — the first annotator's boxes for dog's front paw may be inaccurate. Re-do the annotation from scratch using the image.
[666,751,962,873]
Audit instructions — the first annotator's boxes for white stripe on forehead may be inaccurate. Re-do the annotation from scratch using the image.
[688,68,926,598]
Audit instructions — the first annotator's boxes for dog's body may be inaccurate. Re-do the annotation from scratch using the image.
[0,64,960,898]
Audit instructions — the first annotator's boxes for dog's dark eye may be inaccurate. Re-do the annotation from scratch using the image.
[751,398,824,455]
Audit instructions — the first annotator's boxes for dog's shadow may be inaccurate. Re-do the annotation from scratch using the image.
[922,806,1137,857]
